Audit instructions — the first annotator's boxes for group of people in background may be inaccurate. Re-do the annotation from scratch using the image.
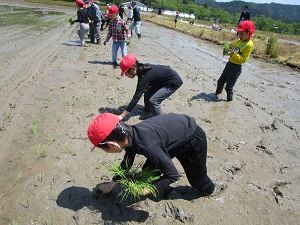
[71,0,141,47]
[70,1,256,200]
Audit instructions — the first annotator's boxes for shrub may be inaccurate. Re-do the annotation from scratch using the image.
[266,34,279,58]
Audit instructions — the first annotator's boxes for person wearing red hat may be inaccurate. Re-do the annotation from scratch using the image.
[103,5,130,68]
[215,20,255,102]
[87,112,215,197]
[117,54,183,120]
[70,0,89,47]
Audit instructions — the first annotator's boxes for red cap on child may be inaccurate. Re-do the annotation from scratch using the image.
[107,5,119,17]
[120,54,137,76]
[87,113,120,151]
[236,21,255,37]
[75,0,84,7]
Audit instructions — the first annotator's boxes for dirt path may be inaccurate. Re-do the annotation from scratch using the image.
[0,1,300,224]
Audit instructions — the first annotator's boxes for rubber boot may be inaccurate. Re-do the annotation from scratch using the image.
[137,34,141,38]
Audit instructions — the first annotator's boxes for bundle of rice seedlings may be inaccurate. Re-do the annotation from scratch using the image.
[109,161,161,201]
[223,43,230,56]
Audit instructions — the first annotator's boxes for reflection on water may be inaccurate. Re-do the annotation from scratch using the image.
[0,5,66,26]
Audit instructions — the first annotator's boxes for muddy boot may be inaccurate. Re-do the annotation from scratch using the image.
[137,34,141,38]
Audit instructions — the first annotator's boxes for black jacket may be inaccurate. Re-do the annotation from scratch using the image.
[119,113,198,190]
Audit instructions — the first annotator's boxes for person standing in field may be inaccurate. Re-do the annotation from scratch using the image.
[85,0,102,44]
[238,5,250,25]
[71,0,89,47]
[215,21,255,102]
[129,2,141,38]
[103,5,130,68]
[174,10,179,27]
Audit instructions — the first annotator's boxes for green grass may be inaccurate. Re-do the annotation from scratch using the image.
[109,161,161,201]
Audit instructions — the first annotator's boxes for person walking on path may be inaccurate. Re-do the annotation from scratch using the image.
[87,112,216,197]
[238,5,250,25]
[129,2,141,38]
[117,54,183,120]
[71,0,89,47]
[85,0,102,44]
[103,5,130,68]
[215,21,255,102]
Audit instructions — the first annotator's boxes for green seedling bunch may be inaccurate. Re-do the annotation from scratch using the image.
[223,43,230,56]
[68,17,74,25]
[109,161,160,201]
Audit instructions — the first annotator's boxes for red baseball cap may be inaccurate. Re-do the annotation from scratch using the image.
[107,5,119,17]
[120,54,137,76]
[75,0,84,7]
[236,21,255,37]
[87,113,119,151]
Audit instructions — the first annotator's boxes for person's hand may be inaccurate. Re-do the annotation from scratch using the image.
[117,115,123,120]
[103,40,107,45]
[99,181,116,193]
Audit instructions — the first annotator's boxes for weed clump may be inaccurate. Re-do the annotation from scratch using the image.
[266,34,279,58]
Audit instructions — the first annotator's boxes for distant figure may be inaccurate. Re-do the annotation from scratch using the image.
[118,3,126,19]
[174,10,179,27]
[127,6,133,24]
[129,2,141,38]
[71,0,89,47]
[238,5,250,25]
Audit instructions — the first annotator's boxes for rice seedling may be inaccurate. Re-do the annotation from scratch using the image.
[36,145,46,158]
[23,195,30,208]
[55,111,63,123]
[96,159,101,169]
[19,149,25,159]
[38,171,44,184]
[223,43,230,56]
[109,161,160,201]
[42,100,48,108]
[32,115,41,125]
[65,162,71,174]
[12,172,23,187]
[45,214,52,225]
[0,124,4,131]
[11,218,21,225]
[66,146,76,156]
[30,123,38,136]
[2,112,10,122]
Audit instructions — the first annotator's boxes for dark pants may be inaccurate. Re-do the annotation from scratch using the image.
[142,126,214,194]
[89,21,101,43]
[216,61,242,96]
[143,85,180,116]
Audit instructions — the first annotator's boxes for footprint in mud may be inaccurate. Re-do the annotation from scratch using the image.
[260,119,280,132]
[221,159,246,178]
[272,180,292,206]
[163,201,195,223]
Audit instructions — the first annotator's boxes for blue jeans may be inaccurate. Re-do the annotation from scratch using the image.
[144,85,180,116]
[112,41,127,64]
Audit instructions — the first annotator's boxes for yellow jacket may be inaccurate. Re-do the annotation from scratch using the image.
[230,39,254,65]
